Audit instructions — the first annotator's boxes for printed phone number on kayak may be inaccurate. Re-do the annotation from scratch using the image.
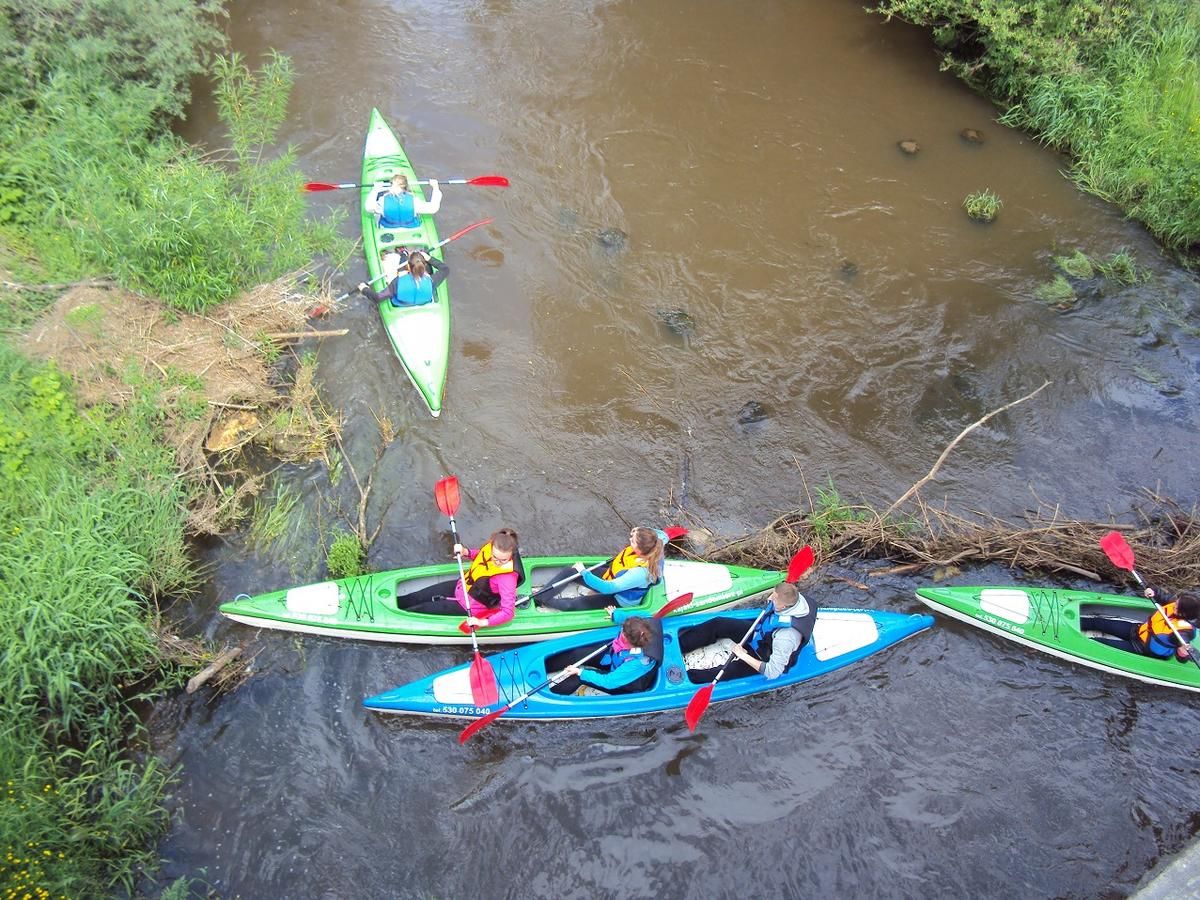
[438,705,492,716]
[978,612,1022,634]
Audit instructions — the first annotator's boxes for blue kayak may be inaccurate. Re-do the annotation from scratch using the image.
[363,607,934,721]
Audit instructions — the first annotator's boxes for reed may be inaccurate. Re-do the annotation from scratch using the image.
[963,189,1002,221]
[0,343,191,895]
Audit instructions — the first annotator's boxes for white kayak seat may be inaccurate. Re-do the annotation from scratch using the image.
[285,581,341,616]
[979,588,1032,625]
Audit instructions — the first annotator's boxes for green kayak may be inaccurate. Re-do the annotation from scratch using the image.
[915,585,1200,692]
[361,108,448,417]
[221,557,783,645]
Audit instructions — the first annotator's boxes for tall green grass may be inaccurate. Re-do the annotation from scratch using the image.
[0,343,192,895]
[1,53,346,312]
[875,0,1200,251]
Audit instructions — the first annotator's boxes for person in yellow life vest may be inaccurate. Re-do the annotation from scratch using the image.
[538,527,666,612]
[397,528,523,627]
[1081,591,1200,660]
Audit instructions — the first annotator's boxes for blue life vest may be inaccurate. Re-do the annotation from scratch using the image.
[390,274,435,307]
[380,191,419,229]
[600,617,664,690]
[749,595,817,674]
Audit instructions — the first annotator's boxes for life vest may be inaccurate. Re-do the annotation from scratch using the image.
[602,617,663,691]
[463,541,523,608]
[602,545,647,580]
[390,273,434,306]
[379,191,419,229]
[601,545,659,605]
[750,594,817,674]
[1135,601,1196,659]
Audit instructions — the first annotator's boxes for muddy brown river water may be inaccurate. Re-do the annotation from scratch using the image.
[156,1,1200,896]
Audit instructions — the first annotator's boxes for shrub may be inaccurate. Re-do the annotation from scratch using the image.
[327,532,366,580]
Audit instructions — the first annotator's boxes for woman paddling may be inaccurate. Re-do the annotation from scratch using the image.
[537,526,666,611]
[356,247,447,306]
[548,611,663,695]
[1081,590,1200,661]
[367,173,441,229]
[397,528,523,629]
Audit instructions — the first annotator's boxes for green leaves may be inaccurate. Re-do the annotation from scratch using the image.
[873,0,1200,249]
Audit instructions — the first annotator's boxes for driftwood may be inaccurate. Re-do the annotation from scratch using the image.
[263,329,348,340]
[702,383,1200,590]
[186,647,243,694]
[882,380,1050,518]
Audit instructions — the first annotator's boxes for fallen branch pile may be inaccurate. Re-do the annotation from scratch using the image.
[703,381,1200,590]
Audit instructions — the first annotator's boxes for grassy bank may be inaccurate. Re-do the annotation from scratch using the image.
[0,345,193,896]
[874,0,1200,254]
[0,3,348,895]
[0,5,342,316]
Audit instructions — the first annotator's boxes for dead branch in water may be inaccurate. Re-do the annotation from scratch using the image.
[882,380,1050,518]
[701,383,1200,589]
[327,408,399,553]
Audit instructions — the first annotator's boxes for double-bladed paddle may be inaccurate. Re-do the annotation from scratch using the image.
[525,525,689,604]
[434,476,499,707]
[332,217,494,304]
[683,545,815,732]
[457,591,696,744]
[1099,530,1200,669]
[303,174,510,192]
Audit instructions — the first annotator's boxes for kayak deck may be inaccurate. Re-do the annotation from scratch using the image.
[915,585,1200,692]
[362,607,934,720]
[220,557,783,645]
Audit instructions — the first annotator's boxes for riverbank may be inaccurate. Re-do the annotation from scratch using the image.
[873,0,1200,258]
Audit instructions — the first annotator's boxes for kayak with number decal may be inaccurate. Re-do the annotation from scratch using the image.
[362,606,933,720]
[915,585,1200,692]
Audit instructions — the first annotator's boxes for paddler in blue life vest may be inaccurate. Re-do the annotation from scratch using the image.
[681,582,818,683]
[367,173,441,229]
[356,246,448,306]
[396,528,523,628]
[1081,589,1200,661]
[548,611,664,695]
[538,527,666,612]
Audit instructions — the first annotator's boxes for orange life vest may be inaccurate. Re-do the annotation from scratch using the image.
[463,541,520,606]
[1135,601,1196,658]
[602,545,647,581]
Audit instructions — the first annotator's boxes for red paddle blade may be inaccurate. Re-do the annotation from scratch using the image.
[434,476,461,517]
[663,526,688,541]
[302,181,349,192]
[1100,531,1135,571]
[786,545,815,583]
[458,706,508,744]
[684,684,714,731]
[655,592,694,619]
[469,654,499,707]
[467,175,509,187]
